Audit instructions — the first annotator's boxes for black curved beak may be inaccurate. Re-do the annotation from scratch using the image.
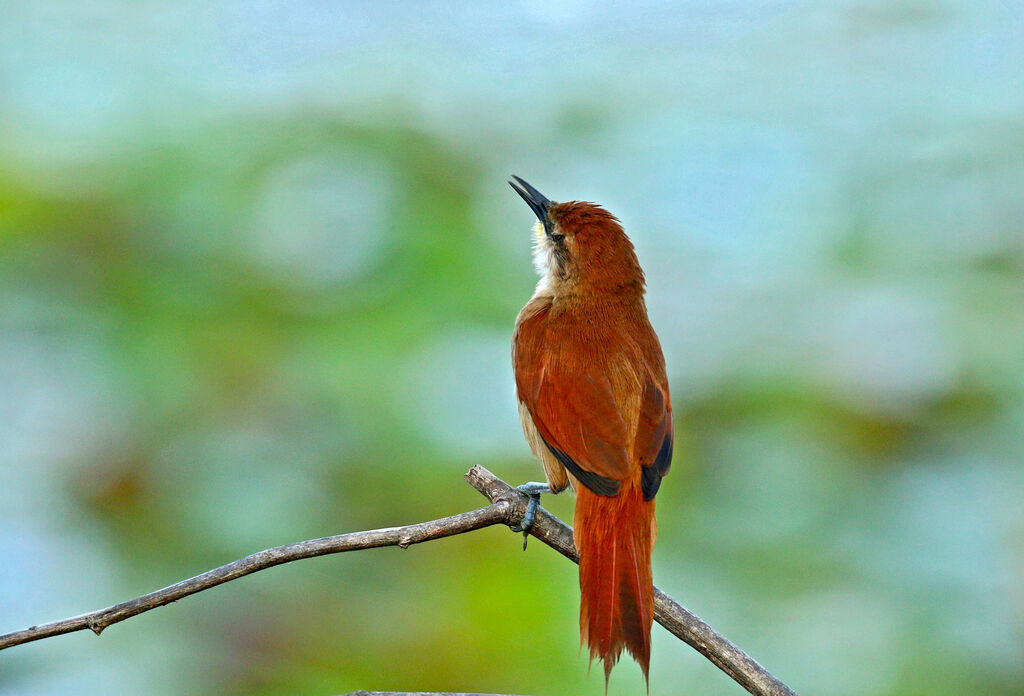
[509,175,552,224]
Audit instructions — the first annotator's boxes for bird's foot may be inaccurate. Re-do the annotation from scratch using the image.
[510,482,550,550]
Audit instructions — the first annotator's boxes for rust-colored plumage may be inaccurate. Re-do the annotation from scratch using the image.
[509,177,673,685]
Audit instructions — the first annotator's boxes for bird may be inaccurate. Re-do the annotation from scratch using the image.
[508,176,673,686]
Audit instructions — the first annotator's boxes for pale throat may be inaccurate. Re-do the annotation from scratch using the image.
[530,220,559,296]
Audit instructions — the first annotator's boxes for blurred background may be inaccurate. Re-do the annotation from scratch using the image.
[1,2,1022,695]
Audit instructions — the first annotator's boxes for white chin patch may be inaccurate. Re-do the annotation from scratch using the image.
[531,221,557,289]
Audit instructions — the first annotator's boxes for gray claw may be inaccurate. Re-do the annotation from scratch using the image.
[510,482,550,549]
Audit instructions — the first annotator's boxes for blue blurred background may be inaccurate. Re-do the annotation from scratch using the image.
[2,2,1022,695]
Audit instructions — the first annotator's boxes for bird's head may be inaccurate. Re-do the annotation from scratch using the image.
[509,175,645,298]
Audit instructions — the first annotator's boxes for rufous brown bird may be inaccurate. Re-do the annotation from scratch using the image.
[509,176,673,686]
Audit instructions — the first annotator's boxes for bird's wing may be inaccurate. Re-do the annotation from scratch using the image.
[514,307,672,498]
[635,374,673,499]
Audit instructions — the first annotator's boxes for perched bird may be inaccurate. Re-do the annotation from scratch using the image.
[509,176,673,685]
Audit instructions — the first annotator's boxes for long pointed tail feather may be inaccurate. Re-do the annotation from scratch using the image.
[574,477,656,685]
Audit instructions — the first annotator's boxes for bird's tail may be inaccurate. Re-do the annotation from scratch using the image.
[575,477,656,686]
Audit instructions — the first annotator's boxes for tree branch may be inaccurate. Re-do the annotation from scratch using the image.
[0,504,509,649]
[341,693,530,696]
[0,466,797,696]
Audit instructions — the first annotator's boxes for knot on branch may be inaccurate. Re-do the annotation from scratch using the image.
[464,465,528,528]
[496,493,529,531]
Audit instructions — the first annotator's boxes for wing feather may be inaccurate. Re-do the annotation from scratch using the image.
[514,300,673,498]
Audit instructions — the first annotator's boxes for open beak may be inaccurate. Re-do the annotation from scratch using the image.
[509,175,552,226]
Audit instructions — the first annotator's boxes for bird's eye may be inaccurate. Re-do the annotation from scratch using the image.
[550,233,565,243]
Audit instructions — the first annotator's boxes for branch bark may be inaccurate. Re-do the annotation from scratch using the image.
[341,693,531,696]
[0,466,797,696]
[0,504,509,649]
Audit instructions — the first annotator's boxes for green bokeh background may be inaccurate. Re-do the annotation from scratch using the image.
[2,3,1022,695]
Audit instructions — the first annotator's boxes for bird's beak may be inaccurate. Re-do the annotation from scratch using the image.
[509,175,552,228]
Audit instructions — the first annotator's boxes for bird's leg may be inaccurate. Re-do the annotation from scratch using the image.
[510,482,550,549]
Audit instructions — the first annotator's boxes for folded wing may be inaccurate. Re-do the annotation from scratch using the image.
[514,308,672,499]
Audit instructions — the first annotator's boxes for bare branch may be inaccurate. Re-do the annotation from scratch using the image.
[1,466,798,696]
[0,503,510,650]
[341,693,531,696]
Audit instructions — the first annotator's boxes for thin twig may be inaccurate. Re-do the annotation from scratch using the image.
[341,693,531,696]
[0,466,798,696]
[0,504,509,650]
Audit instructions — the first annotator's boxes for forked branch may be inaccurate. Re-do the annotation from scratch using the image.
[0,466,797,696]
